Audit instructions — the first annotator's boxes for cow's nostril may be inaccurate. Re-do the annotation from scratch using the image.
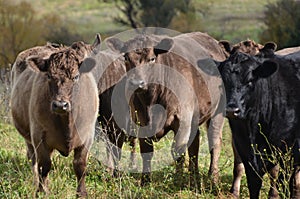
[52,101,70,113]
[61,101,69,110]
[138,80,146,89]
[226,107,241,118]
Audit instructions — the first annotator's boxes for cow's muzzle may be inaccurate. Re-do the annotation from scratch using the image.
[51,100,71,114]
[129,79,147,90]
[225,105,241,119]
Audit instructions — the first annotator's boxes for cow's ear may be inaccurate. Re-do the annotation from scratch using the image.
[92,33,101,54]
[106,37,124,53]
[219,40,232,54]
[253,60,278,78]
[154,38,173,56]
[260,42,277,54]
[79,57,96,73]
[27,56,49,72]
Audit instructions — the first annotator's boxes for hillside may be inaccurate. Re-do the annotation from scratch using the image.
[16,0,276,43]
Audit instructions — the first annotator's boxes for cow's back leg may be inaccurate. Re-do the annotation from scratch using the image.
[230,139,244,197]
[291,140,300,199]
[188,129,200,188]
[128,136,137,170]
[108,128,126,176]
[206,111,224,184]
[268,164,279,199]
[139,137,153,186]
[73,145,89,197]
[25,141,39,186]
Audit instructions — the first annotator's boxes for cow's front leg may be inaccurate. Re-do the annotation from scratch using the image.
[73,145,89,198]
[188,129,200,188]
[245,164,263,199]
[139,137,153,186]
[34,141,52,196]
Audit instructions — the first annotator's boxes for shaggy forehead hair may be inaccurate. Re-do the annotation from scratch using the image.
[48,48,80,78]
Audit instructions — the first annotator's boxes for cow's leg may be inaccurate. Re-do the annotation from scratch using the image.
[34,141,52,196]
[230,139,244,198]
[206,112,224,185]
[139,137,153,186]
[129,136,137,170]
[25,141,39,187]
[268,164,279,199]
[111,129,126,176]
[73,145,89,197]
[291,140,300,199]
[290,166,300,199]
[188,129,200,188]
[244,165,263,199]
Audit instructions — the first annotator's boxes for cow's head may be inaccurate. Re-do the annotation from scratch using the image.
[106,35,173,92]
[28,36,100,114]
[217,44,278,119]
[219,39,266,56]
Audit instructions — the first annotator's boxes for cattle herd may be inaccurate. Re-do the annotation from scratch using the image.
[9,30,300,199]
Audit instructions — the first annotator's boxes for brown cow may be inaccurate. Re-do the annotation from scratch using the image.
[105,32,227,186]
[10,35,101,197]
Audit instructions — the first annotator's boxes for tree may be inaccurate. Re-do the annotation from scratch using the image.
[102,0,205,32]
[259,0,300,49]
[0,0,45,68]
[0,0,83,69]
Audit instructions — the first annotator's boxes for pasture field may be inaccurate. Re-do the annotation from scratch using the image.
[0,120,273,198]
[16,0,276,42]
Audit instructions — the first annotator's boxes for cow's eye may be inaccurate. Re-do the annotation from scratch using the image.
[149,57,156,63]
[124,56,130,63]
[73,74,80,81]
[47,73,51,80]
[247,81,253,87]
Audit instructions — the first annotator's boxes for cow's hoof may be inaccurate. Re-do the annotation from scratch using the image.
[76,191,88,198]
[141,173,151,186]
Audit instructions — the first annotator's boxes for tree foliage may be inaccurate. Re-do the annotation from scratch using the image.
[103,0,205,32]
[0,0,83,68]
[260,0,300,49]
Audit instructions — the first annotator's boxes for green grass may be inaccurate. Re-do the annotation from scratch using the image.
[14,0,277,43]
[0,120,275,199]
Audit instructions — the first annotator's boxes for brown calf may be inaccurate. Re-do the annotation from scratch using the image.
[10,35,100,197]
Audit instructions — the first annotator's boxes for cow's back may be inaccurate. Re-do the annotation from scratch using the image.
[168,32,226,118]
[11,44,64,85]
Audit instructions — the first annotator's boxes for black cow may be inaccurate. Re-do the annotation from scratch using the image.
[217,43,300,198]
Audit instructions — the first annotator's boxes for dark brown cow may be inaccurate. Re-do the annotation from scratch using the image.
[106,32,227,186]
[10,36,100,197]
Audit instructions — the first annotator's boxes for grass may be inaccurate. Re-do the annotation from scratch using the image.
[0,119,274,199]
[15,0,277,43]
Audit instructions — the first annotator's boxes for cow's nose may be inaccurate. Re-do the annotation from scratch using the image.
[130,79,147,89]
[226,104,241,119]
[51,100,70,114]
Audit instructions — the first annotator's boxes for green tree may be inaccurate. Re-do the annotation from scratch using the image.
[102,0,205,32]
[0,0,83,69]
[260,0,300,49]
[0,0,45,68]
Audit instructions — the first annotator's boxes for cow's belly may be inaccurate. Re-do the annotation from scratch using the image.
[45,130,83,157]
